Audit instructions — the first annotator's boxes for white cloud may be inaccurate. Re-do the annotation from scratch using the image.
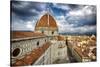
[56,14,96,33]
[68,10,84,17]
[26,21,33,30]
[67,5,96,18]
[74,25,96,33]
[39,4,47,10]
[56,15,66,23]
[12,12,35,31]
[30,9,39,13]
[83,6,96,15]
[53,3,71,11]
[12,2,30,10]
[12,20,35,31]
[12,21,27,31]
[56,5,96,34]
[58,23,96,34]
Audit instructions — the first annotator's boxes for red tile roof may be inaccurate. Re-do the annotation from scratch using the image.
[11,31,46,41]
[12,42,51,66]
[74,47,89,58]
[57,35,65,41]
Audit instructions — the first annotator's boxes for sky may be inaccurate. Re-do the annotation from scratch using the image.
[11,1,96,35]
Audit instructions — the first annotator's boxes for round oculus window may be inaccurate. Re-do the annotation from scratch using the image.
[12,48,20,57]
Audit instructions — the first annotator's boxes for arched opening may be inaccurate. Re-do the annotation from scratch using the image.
[37,41,39,46]
[45,39,46,42]
[66,38,68,46]
[12,48,20,57]
[52,31,54,35]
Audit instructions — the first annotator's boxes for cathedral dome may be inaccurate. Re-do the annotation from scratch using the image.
[35,13,58,31]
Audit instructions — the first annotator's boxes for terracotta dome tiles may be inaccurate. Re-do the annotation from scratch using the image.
[35,13,58,30]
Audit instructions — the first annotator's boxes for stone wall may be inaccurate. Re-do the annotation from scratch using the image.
[11,36,48,64]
